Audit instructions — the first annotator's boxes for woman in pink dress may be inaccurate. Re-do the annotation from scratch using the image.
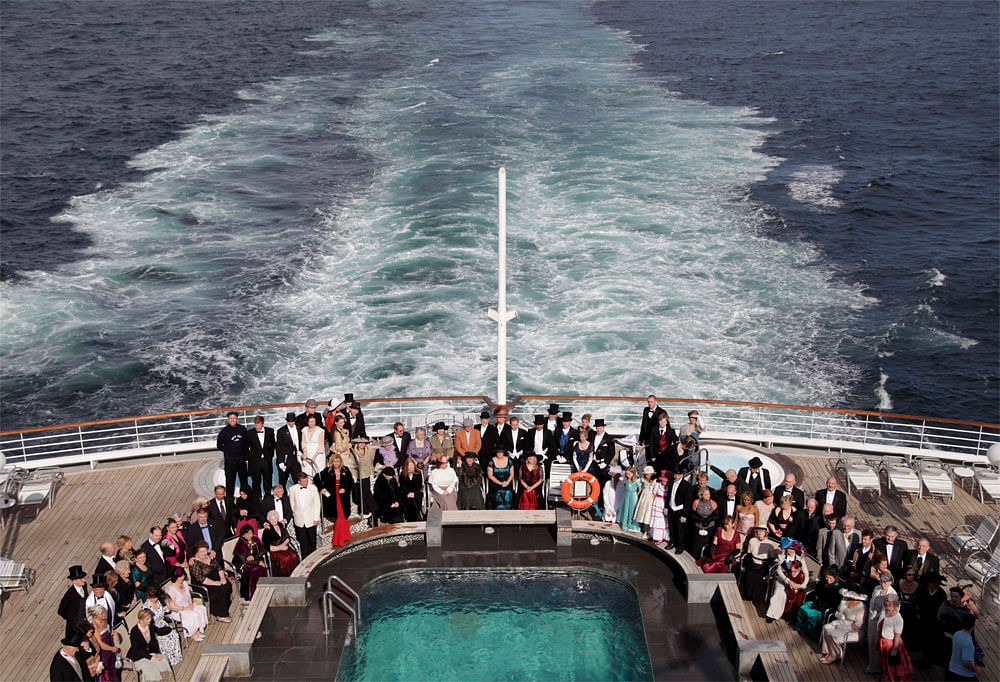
[161,518,188,568]
[698,515,742,573]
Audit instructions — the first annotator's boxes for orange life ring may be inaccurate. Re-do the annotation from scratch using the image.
[561,471,601,510]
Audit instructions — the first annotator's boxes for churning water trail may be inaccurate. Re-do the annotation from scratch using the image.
[1,0,870,427]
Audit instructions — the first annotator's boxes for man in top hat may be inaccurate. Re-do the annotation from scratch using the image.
[591,419,615,473]
[665,462,694,553]
[455,417,482,463]
[639,395,667,449]
[545,404,560,434]
[345,400,366,439]
[57,565,90,639]
[85,573,117,627]
[553,412,578,464]
[50,631,86,681]
[245,415,276,499]
[216,411,248,502]
[737,456,772,502]
[476,410,499,469]
[274,412,301,487]
[529,415,554,471]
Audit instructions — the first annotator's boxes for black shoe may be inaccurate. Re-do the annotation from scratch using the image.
[765,617,774,623]
[664,542,675,550]
[675,546,684,555]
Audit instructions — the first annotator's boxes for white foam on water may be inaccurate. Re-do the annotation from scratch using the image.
[926,267,946,287]
[875,370,893,411]
[787,164,844,210]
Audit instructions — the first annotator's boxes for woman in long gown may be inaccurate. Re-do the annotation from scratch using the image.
[796,566,842,640]
[188,541,233,621]
[314,454,353,547]
[398,457,424,521]
[688,486,720,559]
[820,590,867,665]
[143,586,182,667]
[457,452,485,510]
[428,457,459,510]
[649,472,669,544]
[517,454,544,510]
[734,491,758,538]
[617,467,642,532]
[740,526,775,604]
[633,465,657,529]
[300,414,326,479]
[232,525,268,600]
[262,510,300,576]
[698,515,741,573]
[163,568,208,641]
[487,449,514,510]
[86,605,121,682]
[877,595,914,682]
[130,550,152,602]
[373,466,404,524]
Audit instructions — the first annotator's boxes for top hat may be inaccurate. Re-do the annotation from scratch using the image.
[748,456,764,469]
[285,412,296,422]
[344,393,354,403]
[67,565,87,581]
[594,418,605,427]
[350,401,361,409]
[92,574,107,588]
[533,414,545,426]
[61,633,83,648]
[547,403,559,415]
[433,421,447,432]
[561,411,573,422]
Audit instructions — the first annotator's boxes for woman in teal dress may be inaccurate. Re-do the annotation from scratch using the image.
[130,549,152,602]
[617,466,642,532]
[487,449,514,510]
[795,566,841,640]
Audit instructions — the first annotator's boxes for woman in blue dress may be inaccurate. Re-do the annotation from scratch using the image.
[487,448,514,509]
[617,466,642,532]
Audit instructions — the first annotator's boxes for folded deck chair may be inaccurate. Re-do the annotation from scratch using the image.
[975,467,1000,507]
[836,457,881,496]
[948,515,1000,558]
[880,456,922,504]
[917,459,954,503]
[963,543,1000,593]
[546,463,572,507]
[0,557,35,594]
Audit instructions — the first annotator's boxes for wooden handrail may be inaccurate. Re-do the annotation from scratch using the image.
[0,394,996,437]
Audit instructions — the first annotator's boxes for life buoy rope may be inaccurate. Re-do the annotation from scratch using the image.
[560,471,601,510]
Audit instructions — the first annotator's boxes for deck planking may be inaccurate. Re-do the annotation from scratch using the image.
[0,449,996,681]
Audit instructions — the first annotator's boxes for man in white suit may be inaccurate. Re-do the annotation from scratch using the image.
[290,471,321,557]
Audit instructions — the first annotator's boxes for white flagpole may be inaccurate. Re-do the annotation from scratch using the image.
[488,167,516,404]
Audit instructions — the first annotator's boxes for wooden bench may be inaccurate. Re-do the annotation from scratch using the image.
[440,509,555,525]
[189,654,229,682]
[759,650,797,682]
[718,581,755,642]
[234,585,274,642]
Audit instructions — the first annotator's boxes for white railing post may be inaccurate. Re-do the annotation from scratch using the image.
[189,414,196,441]
[19,432,27,464]
[78,427,87,457]
[863,414,869,444]
[134,421,141,448]
[977,426,983,456]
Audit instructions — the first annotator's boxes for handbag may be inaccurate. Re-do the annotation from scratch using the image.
[85,655,104,676]
[887,649,900,665]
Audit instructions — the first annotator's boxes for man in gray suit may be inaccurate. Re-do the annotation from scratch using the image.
[818,514,861,574]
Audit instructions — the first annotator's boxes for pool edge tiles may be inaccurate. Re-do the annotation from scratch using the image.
[335,567,654,682]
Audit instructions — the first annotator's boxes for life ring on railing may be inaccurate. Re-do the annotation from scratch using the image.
[561,471,601,510]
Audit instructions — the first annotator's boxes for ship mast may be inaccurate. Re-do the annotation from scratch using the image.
[488,167,516,404]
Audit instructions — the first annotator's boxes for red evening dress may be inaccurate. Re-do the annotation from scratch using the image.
[331,473,352,548]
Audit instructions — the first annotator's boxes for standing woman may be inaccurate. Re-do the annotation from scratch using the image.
[649,471,670,545]
[87,605,121,682]
[347,437,378,518]
[754,490,775,531]
[633,465,657,531]
[517,454,544,510]
[300,414,326,479]
[617,467,643,533]
[487,448,514,510]
[734,491,758,538]
[161,518,188,569]
[188,541,233,622]
[688,486,720,559]
[428,457,459,510]
[768,495,799,541]
[316,454,353,547]
[115,536,135,566]
[458,452,485,510]
[406,428,433,472]
[429,422,454,469]
[398,457,424,521]
[877,595,913,681]
[329,413,352,464]
[130,550,152,603]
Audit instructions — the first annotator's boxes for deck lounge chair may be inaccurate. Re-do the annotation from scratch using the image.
[916,459,954,503]
[947,516,999,558]
[974,467,1000,507]
[0,557,35,594]
[880,456,922,505]
[546,463,572,506]
[835,457,881,497]
[962,543,1000,594]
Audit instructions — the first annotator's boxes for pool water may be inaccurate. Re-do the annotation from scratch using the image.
[336,568,653,682]
[695,443,785,491]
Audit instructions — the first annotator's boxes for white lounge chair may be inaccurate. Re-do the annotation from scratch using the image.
[546,463,572,505]
[962,543,1000,594]
[917,459,954,504]
[880,456,922,505]
[974,467,1000,507]
[0,557,35,594]
[835,457,881,497]
[947,516,1000,558]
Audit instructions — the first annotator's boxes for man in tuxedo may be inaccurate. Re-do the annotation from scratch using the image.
[529,415,554,471]
[799,497,824,555]
[848,529,877,582]
[94,542,117,581]
[874,525,909,579]
[184,508,223,558]
[207,485,236,535]
[716,483,740,521]
[649,412,679,473]
[387,422,412,463]
[50,633,86,682]
[905,536,940,578]
[707,463,749,499]
[264,483,293,529]
[773,473,805,513]
[737,457,772,502]
[245,415,276,498]
[217,411,248,501]
[639,395,667,450]
[139,526,168,586]
[814,476,848,519]
[275,412,301,487]
[86,574,118,627]
[545,403,560,435]
[57,565,89,639]
[591,419,615,484]
[476,410,499,469]
[553,412,578,464]
[504,416,529,467]
[345,400,366,439]
[665,466,694,554]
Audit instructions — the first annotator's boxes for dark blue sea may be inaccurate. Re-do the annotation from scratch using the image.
[1,0,997,430]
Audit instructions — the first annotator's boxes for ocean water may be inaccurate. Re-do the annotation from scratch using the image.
[1,0,996,430]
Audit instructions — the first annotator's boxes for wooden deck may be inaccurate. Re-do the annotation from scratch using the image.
[0,449,996,681]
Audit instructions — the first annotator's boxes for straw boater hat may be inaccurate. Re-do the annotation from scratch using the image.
[351,436,368,444]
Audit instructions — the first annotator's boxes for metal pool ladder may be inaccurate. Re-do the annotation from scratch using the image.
[323,575,361,638]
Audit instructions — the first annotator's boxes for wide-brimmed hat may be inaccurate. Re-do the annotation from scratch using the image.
[561,411,573,422]
[748,456,763,468]
[67,565,87,580]
[351,436,369,444]
[463,451,477,459]
[534,414,545,426]
[840,588,868,602]
[548,403,559,415]
[658,470,670,482]
[305,398,318,408]
[380,435,394,446]
[433,421,447,432]
[642,465,655,475]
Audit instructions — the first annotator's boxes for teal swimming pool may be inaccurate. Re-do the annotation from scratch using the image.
[336,567,653,682]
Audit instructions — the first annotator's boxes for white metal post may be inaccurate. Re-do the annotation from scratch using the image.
[488,167,516,405]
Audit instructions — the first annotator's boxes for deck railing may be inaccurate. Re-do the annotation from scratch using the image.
[0,396,997,469]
